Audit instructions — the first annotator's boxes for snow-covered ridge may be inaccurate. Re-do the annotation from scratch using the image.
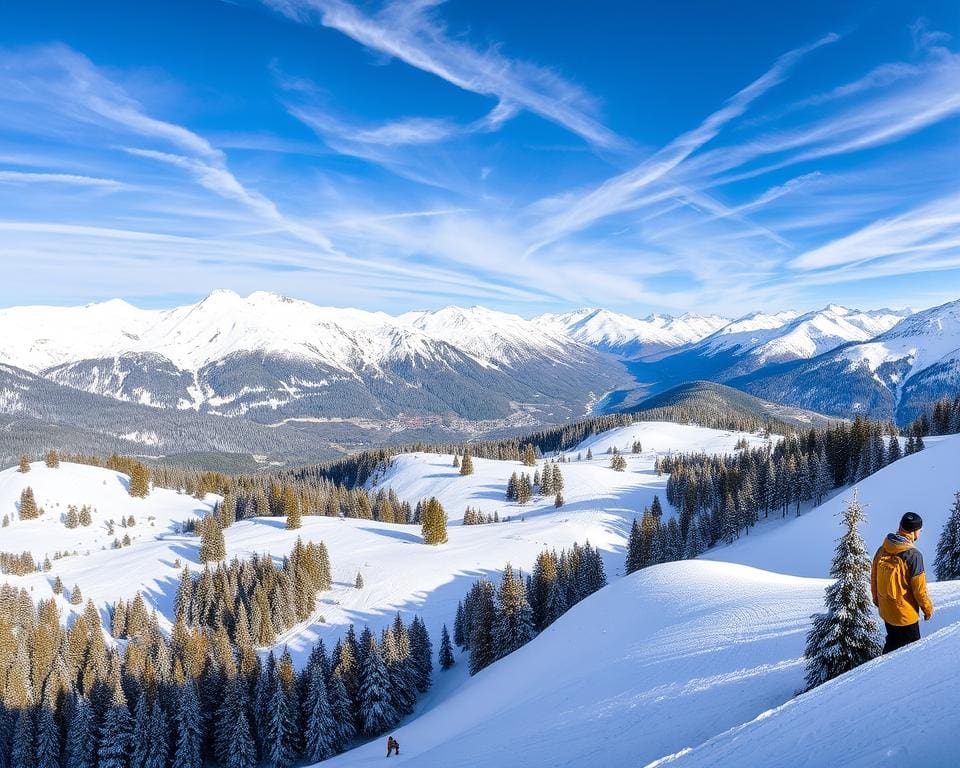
[536,308,730,357]
[697,305,911,361]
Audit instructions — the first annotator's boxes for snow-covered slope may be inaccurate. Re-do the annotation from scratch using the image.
[653,619,960,768]
[738,299,960,422]
[703,434,960,578]
[0,461,210,556]
[537,308,728,358]
[318,560,960,768]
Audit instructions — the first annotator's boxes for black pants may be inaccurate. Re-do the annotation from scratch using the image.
[882,621,920,654]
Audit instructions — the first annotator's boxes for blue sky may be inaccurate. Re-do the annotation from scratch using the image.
[0,0,957,316]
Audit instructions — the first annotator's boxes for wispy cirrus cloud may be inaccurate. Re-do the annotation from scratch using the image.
[0,170,125,189]
[525,33,840,253]
[263,0,622,150]
[789,193,960,271]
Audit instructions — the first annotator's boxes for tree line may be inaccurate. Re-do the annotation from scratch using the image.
[454,542,607,676]
[0,580,439,768]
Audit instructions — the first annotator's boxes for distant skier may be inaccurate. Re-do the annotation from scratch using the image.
[871,512,935,653]
[386,736,400,757]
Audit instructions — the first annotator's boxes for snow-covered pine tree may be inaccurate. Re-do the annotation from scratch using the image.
[145,698,170,768]
[198,513,226,562]
[172,678,203,768]
[934,491,960,581]
[625,518,643,574]
[302,659,336,763]
[493,564,536,661]
[98,677,133,768]
[65,694,96,768]
[215,675,257,768]
[326,671,355,753]
[263,652,298,768]
[358,634,396,736]
[19,486,39,520]
[35,687,62,768]
[453,601,466,648]
[439,624,455,670]
[407,615,433,694]
[543,578,568,629]
[10,710,34,768]
[381,628,416,719]
[802,492,881,691]
[468,579,497,675]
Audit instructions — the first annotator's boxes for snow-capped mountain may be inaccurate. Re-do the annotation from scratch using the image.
[399,305,576,367]
[630,305,915,395]
[0,291,630,424]
[536,308,729,359]
[697,305,911,364]
[737,299,960,423]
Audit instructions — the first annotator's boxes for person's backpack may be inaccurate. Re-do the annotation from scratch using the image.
[875,548,908,601]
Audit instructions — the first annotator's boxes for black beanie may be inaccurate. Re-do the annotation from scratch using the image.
[900,512,923,533]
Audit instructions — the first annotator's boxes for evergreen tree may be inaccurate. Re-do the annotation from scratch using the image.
[625,518,643,574]
[407,615,433,694]
[438,624,455,670]
[35,696,61,768]
[171,680,203,768]
[934,492,960,581]
[421,497,448,545]
[326,673,355,753]
[128,463,150,498]
[554,492,564,508]
[543,578,568,628]
[217,676,257,768]
[650,495,663,519]
[198,513,226,562]
[18,455,30,473]
[522,444,537,466]
[887,434,902,463]
[468,580,497,675]
[302,661,336,763]
[281,486,300,530]
[358,634,395,736]
[453,602,466,648]
[19,486,39,520]
[459,449,474,476]
[10,710,34,768]
[263,653,297,768]
[65,695,96,768]
[493,564,535,660]
[45,450,60,468]
[98,680,133,768]
[354,571,364,589]
[145,699,170,768]
[803,493,881,691]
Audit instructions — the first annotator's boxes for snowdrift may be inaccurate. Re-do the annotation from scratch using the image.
[651,618,960,768]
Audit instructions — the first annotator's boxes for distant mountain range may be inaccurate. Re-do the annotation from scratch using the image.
[0,292,956,463]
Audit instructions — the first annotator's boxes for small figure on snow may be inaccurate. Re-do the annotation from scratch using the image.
[386,736,400,757]
[871,512,935,653]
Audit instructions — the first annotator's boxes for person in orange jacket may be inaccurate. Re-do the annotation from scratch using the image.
[386,736,400,757]
[871,512,935,654]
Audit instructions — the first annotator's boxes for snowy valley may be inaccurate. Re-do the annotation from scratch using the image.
[2,416,958,767]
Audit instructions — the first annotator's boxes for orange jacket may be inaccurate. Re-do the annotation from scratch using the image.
[871,533,934,626]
